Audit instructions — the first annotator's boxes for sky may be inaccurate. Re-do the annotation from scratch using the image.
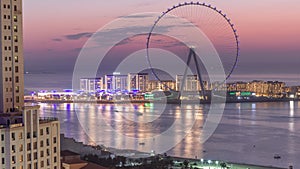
[23,0,300,83]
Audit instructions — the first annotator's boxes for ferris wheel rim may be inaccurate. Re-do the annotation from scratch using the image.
[146,1,240,82]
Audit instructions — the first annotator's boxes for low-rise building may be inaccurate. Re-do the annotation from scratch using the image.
[0,105,60,169]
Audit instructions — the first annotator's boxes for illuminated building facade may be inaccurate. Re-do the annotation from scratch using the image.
[176,75,208,91]
[128,73,149,92]
[227,80,285,98]
[80,78,104,93]
[105,73,128,91]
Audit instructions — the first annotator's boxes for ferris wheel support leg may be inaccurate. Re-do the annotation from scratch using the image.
[179,48,193,100]
[191,49,206,101]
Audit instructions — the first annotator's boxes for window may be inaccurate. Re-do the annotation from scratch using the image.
[1,157,4,164]
[15,56,18,62]
[34,152,37,160]
[40,129,43,136]
[27,153,31,161]
[11,133,15,141]
[46,139,49,146]
[53,137,57,144]
[18,132,22,139]
[1,134,3,141]
[12,145,15,153]
[14,36,18,43]
[33,131,37,138]
[1,147,4,153]
[53,147,57,153]
[20,155,23,162]
[14,25,18,32]
[40,151,44,157]
[40,140,44,147]
[12,156,15,164]
[15,76,19,83]
[16,96,19,103]
[14,46,18,53]
[46,127,49,134]
[16,86,19,93]
[19,144,23,152]
[13,16,17,22]
[54,156,57,163]
[15,66,19,73]
[27,143,31,151]
[41,161,44,168]
[33,142,37,149]
[14,5,17,11]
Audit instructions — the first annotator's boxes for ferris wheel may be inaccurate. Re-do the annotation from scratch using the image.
[146,2,240,93]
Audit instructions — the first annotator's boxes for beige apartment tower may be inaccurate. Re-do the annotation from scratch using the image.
[0,0,24,113]
[0,0,61,169]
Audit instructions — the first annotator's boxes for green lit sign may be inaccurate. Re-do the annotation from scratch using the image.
[240,91,251,96]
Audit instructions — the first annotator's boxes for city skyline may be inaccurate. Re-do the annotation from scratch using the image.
[23,0,300,79]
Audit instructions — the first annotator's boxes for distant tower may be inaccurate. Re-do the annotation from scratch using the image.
[0,0,24,113]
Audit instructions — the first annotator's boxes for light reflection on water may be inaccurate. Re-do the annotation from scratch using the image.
[39,102,300,168]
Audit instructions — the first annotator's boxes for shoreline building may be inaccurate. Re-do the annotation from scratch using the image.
[0,1,60,169]
[80,78,104,93]
[105,72,128,92]
[147,80,176,91]
[176,75,208,91]
[128,73,149,92]
[227,80,285,98]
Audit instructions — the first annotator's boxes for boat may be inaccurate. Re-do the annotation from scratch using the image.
[274,154,281,159]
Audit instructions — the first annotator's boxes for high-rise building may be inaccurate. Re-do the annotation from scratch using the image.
[128,73,149,92]
[105,73,128,91]
[80,78,104,93]
[0,1,60,168]
[0,0,24,113]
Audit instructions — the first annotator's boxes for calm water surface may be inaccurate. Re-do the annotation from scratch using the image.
[38,101,300,168]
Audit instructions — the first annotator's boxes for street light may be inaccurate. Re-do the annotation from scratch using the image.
[215,161,219,168]
[208,160,212,169]
[200,158,204,165]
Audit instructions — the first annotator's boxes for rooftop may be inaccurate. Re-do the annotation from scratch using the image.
[61,150,80,157]
[39,117,59,124]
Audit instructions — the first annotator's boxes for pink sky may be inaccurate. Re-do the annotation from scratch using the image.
[23,0,300,75]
